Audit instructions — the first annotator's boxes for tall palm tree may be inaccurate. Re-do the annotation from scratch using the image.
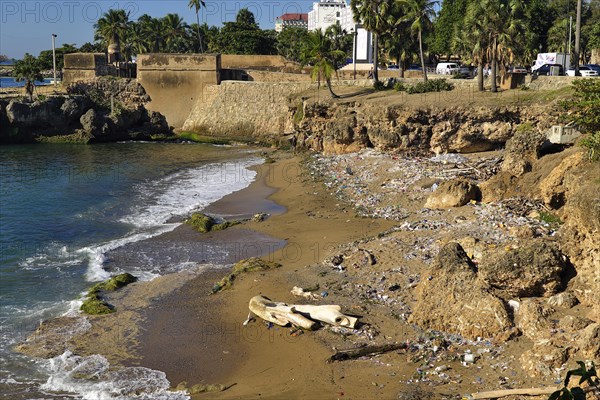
[396,0,437,82]
[351,0,390,82]
[162,13,188,52]
[188,0,206,53]
[476,0,528,92]
[142,17,166,52]
[454,2,488,91]
[301,29,346,98]
[94,9,130,60]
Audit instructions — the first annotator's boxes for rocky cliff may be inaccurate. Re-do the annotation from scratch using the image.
[0,78,170,144]
[293,101,561,155]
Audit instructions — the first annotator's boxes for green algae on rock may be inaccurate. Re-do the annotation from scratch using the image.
[186,213,240,233]
[211,257,282,294]
[80,273,138,315]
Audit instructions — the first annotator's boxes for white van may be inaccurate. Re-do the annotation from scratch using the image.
[436,62,460,75]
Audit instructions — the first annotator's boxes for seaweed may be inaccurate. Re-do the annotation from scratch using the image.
[80,273,137,315]
[211,257,282,294]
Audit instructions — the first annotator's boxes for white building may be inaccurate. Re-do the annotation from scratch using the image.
[308,0,373,65]
[275,13,308,33]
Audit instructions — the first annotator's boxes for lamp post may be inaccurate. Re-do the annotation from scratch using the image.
[52,33,57,86]
[574,0,582,76]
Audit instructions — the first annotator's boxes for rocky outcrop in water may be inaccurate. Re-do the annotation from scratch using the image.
[0,78,171,144]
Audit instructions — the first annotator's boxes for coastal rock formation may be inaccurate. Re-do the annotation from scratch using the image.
[423,179,481,209]
[477,239,567,299]
[0,78,171,144]
[513,298,554,340]
[292,102,559,155]
[501,125,547,176]
[409,242,514,341]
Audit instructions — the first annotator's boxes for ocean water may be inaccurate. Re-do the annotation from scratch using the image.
[0,142,263,399]
[0,77,51,88]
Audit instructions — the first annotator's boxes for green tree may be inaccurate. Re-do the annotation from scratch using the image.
[430,0,467,58]
[94,9,130,60]
[325,22,353,70]
[13,53,43,102]
[277,27,311,62]
[381,1,419,77]
[78,42,104,53]
[301,29,346,98]
[453,1,488,91]
[162,13,188,52]
[351,0,390,82]
[397,0,437,82]
[38,43,78,70]
[188,0,206,52]
[212,9,276,55]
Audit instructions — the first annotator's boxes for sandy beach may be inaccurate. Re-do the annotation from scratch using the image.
[17,147,599,400]
[131,154,399,399]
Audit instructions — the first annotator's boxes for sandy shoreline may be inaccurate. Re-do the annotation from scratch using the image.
[17,148,594,400]
[131,153,397,398]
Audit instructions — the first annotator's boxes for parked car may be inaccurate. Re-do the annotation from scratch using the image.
[509,66,527,73]
[407,64,422,71]
[532,63,564,76]
[566,66,599,77]
[436,62,460,75]
[583,64,600,74]
[387,64,399,70]
[459,65,473,78]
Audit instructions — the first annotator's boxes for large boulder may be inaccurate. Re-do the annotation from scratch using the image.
[80,109,108,137]
[513,298,553,340]
[501,126,547,177]
[424,179,481,209]
[477,239,567,299]
[409,242,514,341]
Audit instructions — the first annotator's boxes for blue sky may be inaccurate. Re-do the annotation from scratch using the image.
[1,0,316,59]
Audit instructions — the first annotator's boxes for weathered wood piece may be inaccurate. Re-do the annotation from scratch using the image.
[327,343,408,363]
[246,295,358,330]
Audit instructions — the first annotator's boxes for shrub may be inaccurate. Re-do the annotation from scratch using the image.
[561,79,600,161]
[373,80,386,91]
[394,81,406,91]
[406,78,454,94]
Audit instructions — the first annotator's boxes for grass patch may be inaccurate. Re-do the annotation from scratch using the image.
[538,211,563,226]
[80,273,137,315]
[211,257,281,294]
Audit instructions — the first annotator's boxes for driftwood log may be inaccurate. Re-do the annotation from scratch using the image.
[467,385,600,399]
[327,343,408,363]
[246,295,357,330]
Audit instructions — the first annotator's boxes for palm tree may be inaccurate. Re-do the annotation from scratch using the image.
[188,0,206,53]
[351,0,390,82]
[142,17,166,52]
[162,13,188,52]
[396,0,437,82]
[325,22,353,71]
[301,29,346,98]
[13,54,43,102]
[454,2,488,91]
[94,9,130,60]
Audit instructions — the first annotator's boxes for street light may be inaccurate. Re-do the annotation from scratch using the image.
[52,34,57,86]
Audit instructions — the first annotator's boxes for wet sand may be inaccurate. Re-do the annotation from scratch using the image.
[131,154,397,398]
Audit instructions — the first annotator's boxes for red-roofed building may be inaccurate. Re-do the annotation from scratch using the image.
[275,13,309,32]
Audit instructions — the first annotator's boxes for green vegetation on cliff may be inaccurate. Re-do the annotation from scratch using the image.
[80,273,137,315]
[562,79,600,161]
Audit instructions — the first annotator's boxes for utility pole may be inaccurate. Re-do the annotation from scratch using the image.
[574,0,582,76]
[52,34,57,86]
